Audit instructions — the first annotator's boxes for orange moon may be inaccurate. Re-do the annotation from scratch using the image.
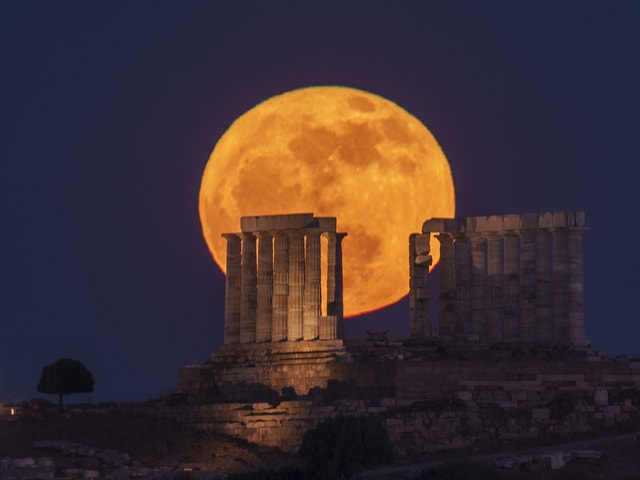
[199,86,455,317]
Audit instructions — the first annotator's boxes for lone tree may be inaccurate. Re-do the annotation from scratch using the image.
[37,358,94,410]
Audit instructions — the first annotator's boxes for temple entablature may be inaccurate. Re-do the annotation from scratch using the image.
[422,211,586,234]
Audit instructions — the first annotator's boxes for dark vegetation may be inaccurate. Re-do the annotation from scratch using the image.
[299,414,394,479]
[36,358,94,410]
[227,414,394,480]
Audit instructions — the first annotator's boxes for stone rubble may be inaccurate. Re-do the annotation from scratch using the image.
[495,449,601,472]
[0,441,220,480]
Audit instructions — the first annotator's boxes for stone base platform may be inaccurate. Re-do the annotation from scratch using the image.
[176,340,351,403]
[210,339,348,364]
[163,345,640,458]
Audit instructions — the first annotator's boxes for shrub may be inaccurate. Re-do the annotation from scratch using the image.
[299,414,394,479]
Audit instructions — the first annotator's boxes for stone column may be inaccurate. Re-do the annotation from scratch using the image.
[287,231,305,341]
[470,233,487,341]
[409,233,432,338]
[486,233,504,343]
[518,229,537,343]
[222,234,241,345]
[552,228,570,343]
[503,232,520,342]
[303,231,321,340]
[240,233,257,343]
[272,232,288,342]
[453,234,472,337]
[436,233,456,337]
[326,232,346,339]
[568,227,588,346]
[256,232,273,342]
[535,229,553,342]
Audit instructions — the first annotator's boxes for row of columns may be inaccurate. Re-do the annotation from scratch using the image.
[411,212,588,347]
[223,226,346,345]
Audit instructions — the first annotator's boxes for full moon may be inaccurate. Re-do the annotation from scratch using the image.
[199,86,455,317]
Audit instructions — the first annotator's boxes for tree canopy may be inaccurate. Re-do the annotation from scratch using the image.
[37,358,94,409]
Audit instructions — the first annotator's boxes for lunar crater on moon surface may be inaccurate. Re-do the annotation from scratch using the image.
[199,86,455,317]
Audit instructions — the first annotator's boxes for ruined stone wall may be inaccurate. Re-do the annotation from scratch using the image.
[162,354,640,459]
[412,211,588,346]
[176,340,397,402]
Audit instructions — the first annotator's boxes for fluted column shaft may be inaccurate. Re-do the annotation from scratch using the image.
[454,234,472,337]
[240,233,257,343]
[436,233,456,337]
[503,232,520,342]
[222,234,241,345]
[518,230,536,342]
[272,232,289,342]
[535,229,553,342]
[287,231,305,341]
[552,228,570,342]
[256,232,273,342]
[409,233,432,338]
[303,231,321,340]
[470,234,487,341]
[486,233,504,343]
[326,232,346,339]
[568,227,587,346]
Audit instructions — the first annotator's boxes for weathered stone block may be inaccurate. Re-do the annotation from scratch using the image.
[458,391,473,402]
[240,213,315,232]
[422,218,447,232]
[11,458,36,468]
[532,408,550,421]
[538,212,554,228]
[594,388,608,406]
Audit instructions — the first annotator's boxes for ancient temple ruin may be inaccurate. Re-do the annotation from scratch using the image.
[409,211,588,346]
[176,214,350,402]
[221,213,347,344]
[168,209,640,458]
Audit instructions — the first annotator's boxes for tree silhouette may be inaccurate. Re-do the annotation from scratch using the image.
[37,358,94,410]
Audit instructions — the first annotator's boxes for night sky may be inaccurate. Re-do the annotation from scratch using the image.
[2,2,639,403]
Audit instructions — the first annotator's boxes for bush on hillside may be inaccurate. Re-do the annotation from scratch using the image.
[298,414,394,479]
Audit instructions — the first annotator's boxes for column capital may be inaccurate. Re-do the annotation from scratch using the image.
[286,229,306,241]
[322,232,348,241]
[435,232,453,241]
[222,233,241,241]
[451,231,469,241]
[516,229,536,238]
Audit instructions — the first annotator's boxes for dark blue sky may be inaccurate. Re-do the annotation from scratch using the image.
[1,2,639,402]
